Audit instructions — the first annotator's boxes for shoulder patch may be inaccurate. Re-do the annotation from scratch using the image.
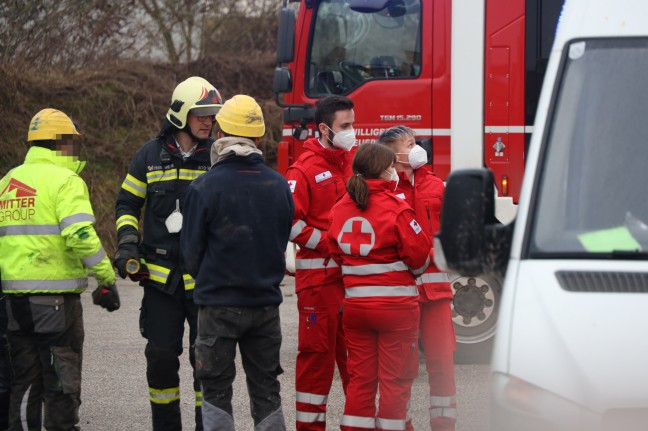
[395,192,406,200]
[288,180,297,193]
[410,219,422,234]
[315,171,332,183]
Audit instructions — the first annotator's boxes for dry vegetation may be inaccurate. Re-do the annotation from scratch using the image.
[0,56,283,256]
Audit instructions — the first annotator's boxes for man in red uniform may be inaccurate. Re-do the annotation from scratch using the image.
[379,126,457,431]
[286,96,355,430]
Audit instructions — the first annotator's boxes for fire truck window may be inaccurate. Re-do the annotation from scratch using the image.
[307,0,422,96]
[530,38,648,255]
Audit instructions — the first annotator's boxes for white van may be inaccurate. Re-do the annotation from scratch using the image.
[435,0,648,429]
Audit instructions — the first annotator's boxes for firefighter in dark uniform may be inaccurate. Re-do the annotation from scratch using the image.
[114,76,223,431]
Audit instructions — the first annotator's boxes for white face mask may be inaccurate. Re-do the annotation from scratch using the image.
[327,126,356,151]
[398,144,428,170]
[384,168,399,191]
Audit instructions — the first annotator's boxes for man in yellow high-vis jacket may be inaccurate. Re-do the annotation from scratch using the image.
[0,108,119,430]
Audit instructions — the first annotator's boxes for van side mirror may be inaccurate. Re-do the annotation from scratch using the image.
[434,169,513,279]
[276,8,296,64]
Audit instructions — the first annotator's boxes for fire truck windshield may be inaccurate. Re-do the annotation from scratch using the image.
[529,38,648,256]
[306,0,421,96]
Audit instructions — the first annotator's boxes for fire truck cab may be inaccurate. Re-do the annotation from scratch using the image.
[274,0,563,360]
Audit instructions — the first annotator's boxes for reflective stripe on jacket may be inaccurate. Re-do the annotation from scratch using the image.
[286,138,355,292]
[327,180,432,305]
[0,146,115,294]
[395,169,452,301]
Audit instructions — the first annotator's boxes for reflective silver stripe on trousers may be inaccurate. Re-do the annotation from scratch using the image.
[296,391,328,405]
[340,414,375,428]
[304,228,321,250]
[430,407,458,419]
[2,278,88,291]
[0,225,60,236]
[82,248,106,268]
[296,411,326,423]
[59,213,95,230]
[21,385,31,431]
[430,395,456,407]
[376,417,407,430]
[290,220,307,241]
[410,256,430,276]
[417,272,450,284]
[342,261,408,276]
[345,285,418,298]
[295,259,338,270]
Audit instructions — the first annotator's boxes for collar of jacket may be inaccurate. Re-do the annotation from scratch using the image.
[303,137,349,168]
[366,178,391,193]
[163,135,211,159]
[214,152,264,167]
[24,146,86,174]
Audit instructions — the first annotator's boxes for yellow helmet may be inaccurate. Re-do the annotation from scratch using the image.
[166,76,223,129]
[216,95,266,138]
[27,108,80,142]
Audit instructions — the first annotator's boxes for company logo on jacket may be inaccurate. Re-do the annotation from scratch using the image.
[0,178,37,222]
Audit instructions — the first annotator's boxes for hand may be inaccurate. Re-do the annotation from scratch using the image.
[92,283,120,312]
[114,242,140,279]
[128,263,150,282]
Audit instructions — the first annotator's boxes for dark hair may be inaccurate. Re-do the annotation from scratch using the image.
[377,125,415,147]
[346,144,396,211]
[315,96,354,128]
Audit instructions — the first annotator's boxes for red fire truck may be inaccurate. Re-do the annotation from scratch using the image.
[273,0,563,360]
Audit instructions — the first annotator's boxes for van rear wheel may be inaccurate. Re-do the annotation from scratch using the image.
[451,275,501,364]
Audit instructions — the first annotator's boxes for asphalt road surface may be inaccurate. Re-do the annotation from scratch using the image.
[79,276,490,430]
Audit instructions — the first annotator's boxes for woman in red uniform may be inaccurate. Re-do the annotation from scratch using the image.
[378,126,457,431]
[328,143,432,431]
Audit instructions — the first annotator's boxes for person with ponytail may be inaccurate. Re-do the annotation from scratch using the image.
[327,143,433,431]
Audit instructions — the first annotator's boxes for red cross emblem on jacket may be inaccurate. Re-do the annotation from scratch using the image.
[337,217,375,256]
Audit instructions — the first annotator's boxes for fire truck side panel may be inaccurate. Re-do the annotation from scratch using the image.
[485,0,526,201]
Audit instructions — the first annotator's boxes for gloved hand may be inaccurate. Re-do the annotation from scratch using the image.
[129,262,150,282]
[114,241,140,280]
[92,283,120,312]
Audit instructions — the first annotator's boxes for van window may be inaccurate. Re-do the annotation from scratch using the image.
[306,0,422,96]
[530,38,648,256]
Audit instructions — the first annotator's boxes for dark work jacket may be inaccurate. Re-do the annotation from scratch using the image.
[181,153,294,307]
[115,134,212,293]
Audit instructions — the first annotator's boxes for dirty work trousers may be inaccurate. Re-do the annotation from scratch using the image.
[420,299,457,431]
[140,284,201,431]
[0,295,11,430]
[195,305,285,431]
[340,302,420,431]
[295,284,349,431]
[6,294,83,431]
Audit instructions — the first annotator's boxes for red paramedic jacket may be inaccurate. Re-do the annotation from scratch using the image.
[394,169,453,301]
[286,137,355,293]
[327,180,433,307]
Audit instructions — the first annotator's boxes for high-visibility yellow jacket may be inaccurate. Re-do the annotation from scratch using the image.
[0,146,115,294]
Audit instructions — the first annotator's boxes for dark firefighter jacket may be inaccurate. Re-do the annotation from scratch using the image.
[116,134,212,293]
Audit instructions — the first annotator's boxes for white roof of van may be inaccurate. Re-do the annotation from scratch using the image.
[555,0,648,48]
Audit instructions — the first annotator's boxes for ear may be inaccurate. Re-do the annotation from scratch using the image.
[254,137,261,147]
[217,131,225,139]
[318,122,328,138]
